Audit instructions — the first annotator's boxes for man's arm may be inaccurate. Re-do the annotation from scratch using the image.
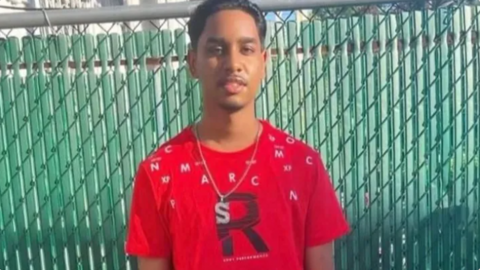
[138,257,171,270]
[305,243,334,270]
[125,163,173,268]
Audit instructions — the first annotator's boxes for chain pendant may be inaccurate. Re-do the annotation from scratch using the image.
[215,201,230,224]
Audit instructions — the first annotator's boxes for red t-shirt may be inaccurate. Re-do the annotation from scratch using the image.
[125,120,350,269]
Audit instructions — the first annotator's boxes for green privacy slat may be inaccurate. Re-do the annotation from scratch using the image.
[148,30,165,144]
[401,11,417,269]
[300,21,313,145]
[399,11,409,269]
[161,29,179,138]
[325,16,343,250]
[86,33,108,270]
[67,33,86,270]
[110,32,132,269]
[415,8,430,268]
[120,31,137,206]
[34,35,54,270]
[386,13,404,269]
[28,41,46,255]
[269,20,280,125]
[21,35,41,270]
[471,7,480,270]
[174,28,191,129]
[450,8,463,270]
[97,33,122,270]
[377,13,391,269]
[121,31,144,184]
[274,22,289,130]
[7,36,26,270]
[110,33,132,217]
[1,7,479,270]
[183,34,202,125]
[0,38,8,254]
[0,37,10,269]
[312,20,327,159]
[135,31,155,159]
[44,35,64,270]
[434,9,449,269]
[425,9,437,270]
[263,21,275,124]
[133,31,148,166]
[10,35,36,270]
[286,21,302,139]
[362,14,383,270]
[123,31,142,175]
[142,31,157,154]
[338,15,356,270]
[1,37,18,270]
[341,16,356,270]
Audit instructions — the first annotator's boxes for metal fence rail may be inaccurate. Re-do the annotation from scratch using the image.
[0,1,479,270]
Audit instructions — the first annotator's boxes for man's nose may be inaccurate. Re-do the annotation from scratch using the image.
[223,50,243,73]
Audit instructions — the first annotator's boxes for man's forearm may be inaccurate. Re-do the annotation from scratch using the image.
[305,243,335,270]
[138,257,171,270]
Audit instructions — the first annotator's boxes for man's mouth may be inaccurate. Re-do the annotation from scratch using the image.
[224,81,244,94]
[219,76,247,94]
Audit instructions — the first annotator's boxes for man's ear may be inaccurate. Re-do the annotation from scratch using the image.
[260,48,268,78]
[187,49,198,78]
[261,48,268,62]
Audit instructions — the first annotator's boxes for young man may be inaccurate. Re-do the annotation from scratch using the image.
[125,0,350,269]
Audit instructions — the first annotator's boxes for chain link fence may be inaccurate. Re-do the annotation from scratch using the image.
[0,0,479,269]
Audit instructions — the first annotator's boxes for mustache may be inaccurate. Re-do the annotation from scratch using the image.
[217,75,247,86]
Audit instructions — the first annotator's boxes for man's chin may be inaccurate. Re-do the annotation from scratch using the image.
[218,100,247,112]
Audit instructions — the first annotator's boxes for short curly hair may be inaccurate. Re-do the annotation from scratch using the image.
[187,0,267,50]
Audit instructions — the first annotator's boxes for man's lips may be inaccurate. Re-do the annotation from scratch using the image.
[218,76,247,94]
[223,81,244,94]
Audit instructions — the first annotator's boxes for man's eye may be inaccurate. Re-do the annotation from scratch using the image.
[208,47,223,54]
[242,47,255,54]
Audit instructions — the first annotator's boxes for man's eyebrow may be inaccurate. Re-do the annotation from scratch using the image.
[205,36,259,45]
[238,37,257,44]
[206,37,225,44]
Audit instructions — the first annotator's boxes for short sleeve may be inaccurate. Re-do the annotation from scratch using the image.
[305,153,350,247]
[125,163,171,257]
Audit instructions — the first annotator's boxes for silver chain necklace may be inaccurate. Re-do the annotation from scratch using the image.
[194,121,262,205]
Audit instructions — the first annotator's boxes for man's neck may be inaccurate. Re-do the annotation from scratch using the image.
[196,108,260,153]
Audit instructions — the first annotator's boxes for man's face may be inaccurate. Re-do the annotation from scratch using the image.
[188,9,266,112]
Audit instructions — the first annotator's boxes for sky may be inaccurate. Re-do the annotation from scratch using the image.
[265,11,296,21]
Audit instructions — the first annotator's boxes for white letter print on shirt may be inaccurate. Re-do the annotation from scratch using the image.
[180,163,191,173]
[201,174,209,184]
[290,190,298,201]
[229,173,236,183]
[251,176,259,186]
[306,156,313,165]
[161,176,170,184]
[150,162,160,172]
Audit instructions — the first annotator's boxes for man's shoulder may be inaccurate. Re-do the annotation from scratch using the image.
[264,121,319,156]
[139,126,195,170]
[264,121,323,183]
